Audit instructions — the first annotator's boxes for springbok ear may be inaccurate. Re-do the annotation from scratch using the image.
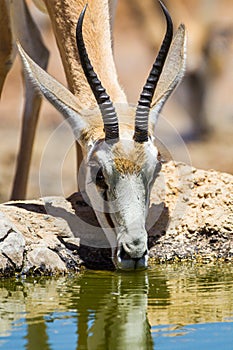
[17,43,89,140]
[149,24,186,129]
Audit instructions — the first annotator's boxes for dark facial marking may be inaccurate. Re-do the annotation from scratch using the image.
[91,167,108,190]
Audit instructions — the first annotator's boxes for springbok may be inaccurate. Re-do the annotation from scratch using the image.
[17,0,186,270]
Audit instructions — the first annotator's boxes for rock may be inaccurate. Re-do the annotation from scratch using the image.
[0,197,82,277]
[0,211,15,240]
[0,230,25,269]
[25,246,67,275]
[148,162,233,262]
[0,161,232,276]
[0,212,25,270]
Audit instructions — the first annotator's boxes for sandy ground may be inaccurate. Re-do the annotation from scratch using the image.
[0,1,233,202]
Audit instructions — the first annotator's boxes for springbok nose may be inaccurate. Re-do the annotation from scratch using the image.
[116,236,148,270]
[117,243,148,270]
[122,240,147,259]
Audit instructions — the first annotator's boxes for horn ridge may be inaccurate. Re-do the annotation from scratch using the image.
[76,4,119,141]
[134,0,173,143]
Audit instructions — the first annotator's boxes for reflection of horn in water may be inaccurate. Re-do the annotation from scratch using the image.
[74,272,153,350]
[0,264,232,348]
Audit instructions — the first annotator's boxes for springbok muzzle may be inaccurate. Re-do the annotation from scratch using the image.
[116,234,148,270]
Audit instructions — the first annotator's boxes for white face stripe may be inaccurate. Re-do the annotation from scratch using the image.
[107,174,148,244]
[83,137,161,265]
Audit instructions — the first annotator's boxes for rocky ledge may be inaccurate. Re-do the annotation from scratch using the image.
[0,162,232,277]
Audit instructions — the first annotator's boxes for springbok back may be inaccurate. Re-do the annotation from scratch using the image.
[17,0,186,270]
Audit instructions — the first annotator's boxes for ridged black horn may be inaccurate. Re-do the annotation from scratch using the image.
[134,0,173,143]
[76,4,119,141]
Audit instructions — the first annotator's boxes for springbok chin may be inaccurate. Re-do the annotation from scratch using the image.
[17,1,186,270]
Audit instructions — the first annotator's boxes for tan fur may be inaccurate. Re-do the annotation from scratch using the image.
[114,157,142,175]
[80,106,137,145]
[43,0,126,109]
[40,0,127,180]
[113,142,145,175]
[80,125,105,145]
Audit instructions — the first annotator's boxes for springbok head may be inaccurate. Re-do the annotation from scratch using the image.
[17,1,186,270]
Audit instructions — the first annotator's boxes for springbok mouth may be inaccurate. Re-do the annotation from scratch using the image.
[115,247,148,271]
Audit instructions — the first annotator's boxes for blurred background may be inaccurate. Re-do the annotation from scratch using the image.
[0,0,232,202]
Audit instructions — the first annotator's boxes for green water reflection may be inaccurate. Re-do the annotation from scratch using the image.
[0,263,232,349]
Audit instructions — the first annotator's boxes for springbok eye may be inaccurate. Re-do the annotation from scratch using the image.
[96,168,108,189]
[96,168,104,181]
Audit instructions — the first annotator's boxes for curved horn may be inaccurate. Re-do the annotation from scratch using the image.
[134,0,173,143]
[76,5,119,141]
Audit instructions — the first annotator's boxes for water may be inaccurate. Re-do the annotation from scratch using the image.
[0,263,232,350]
